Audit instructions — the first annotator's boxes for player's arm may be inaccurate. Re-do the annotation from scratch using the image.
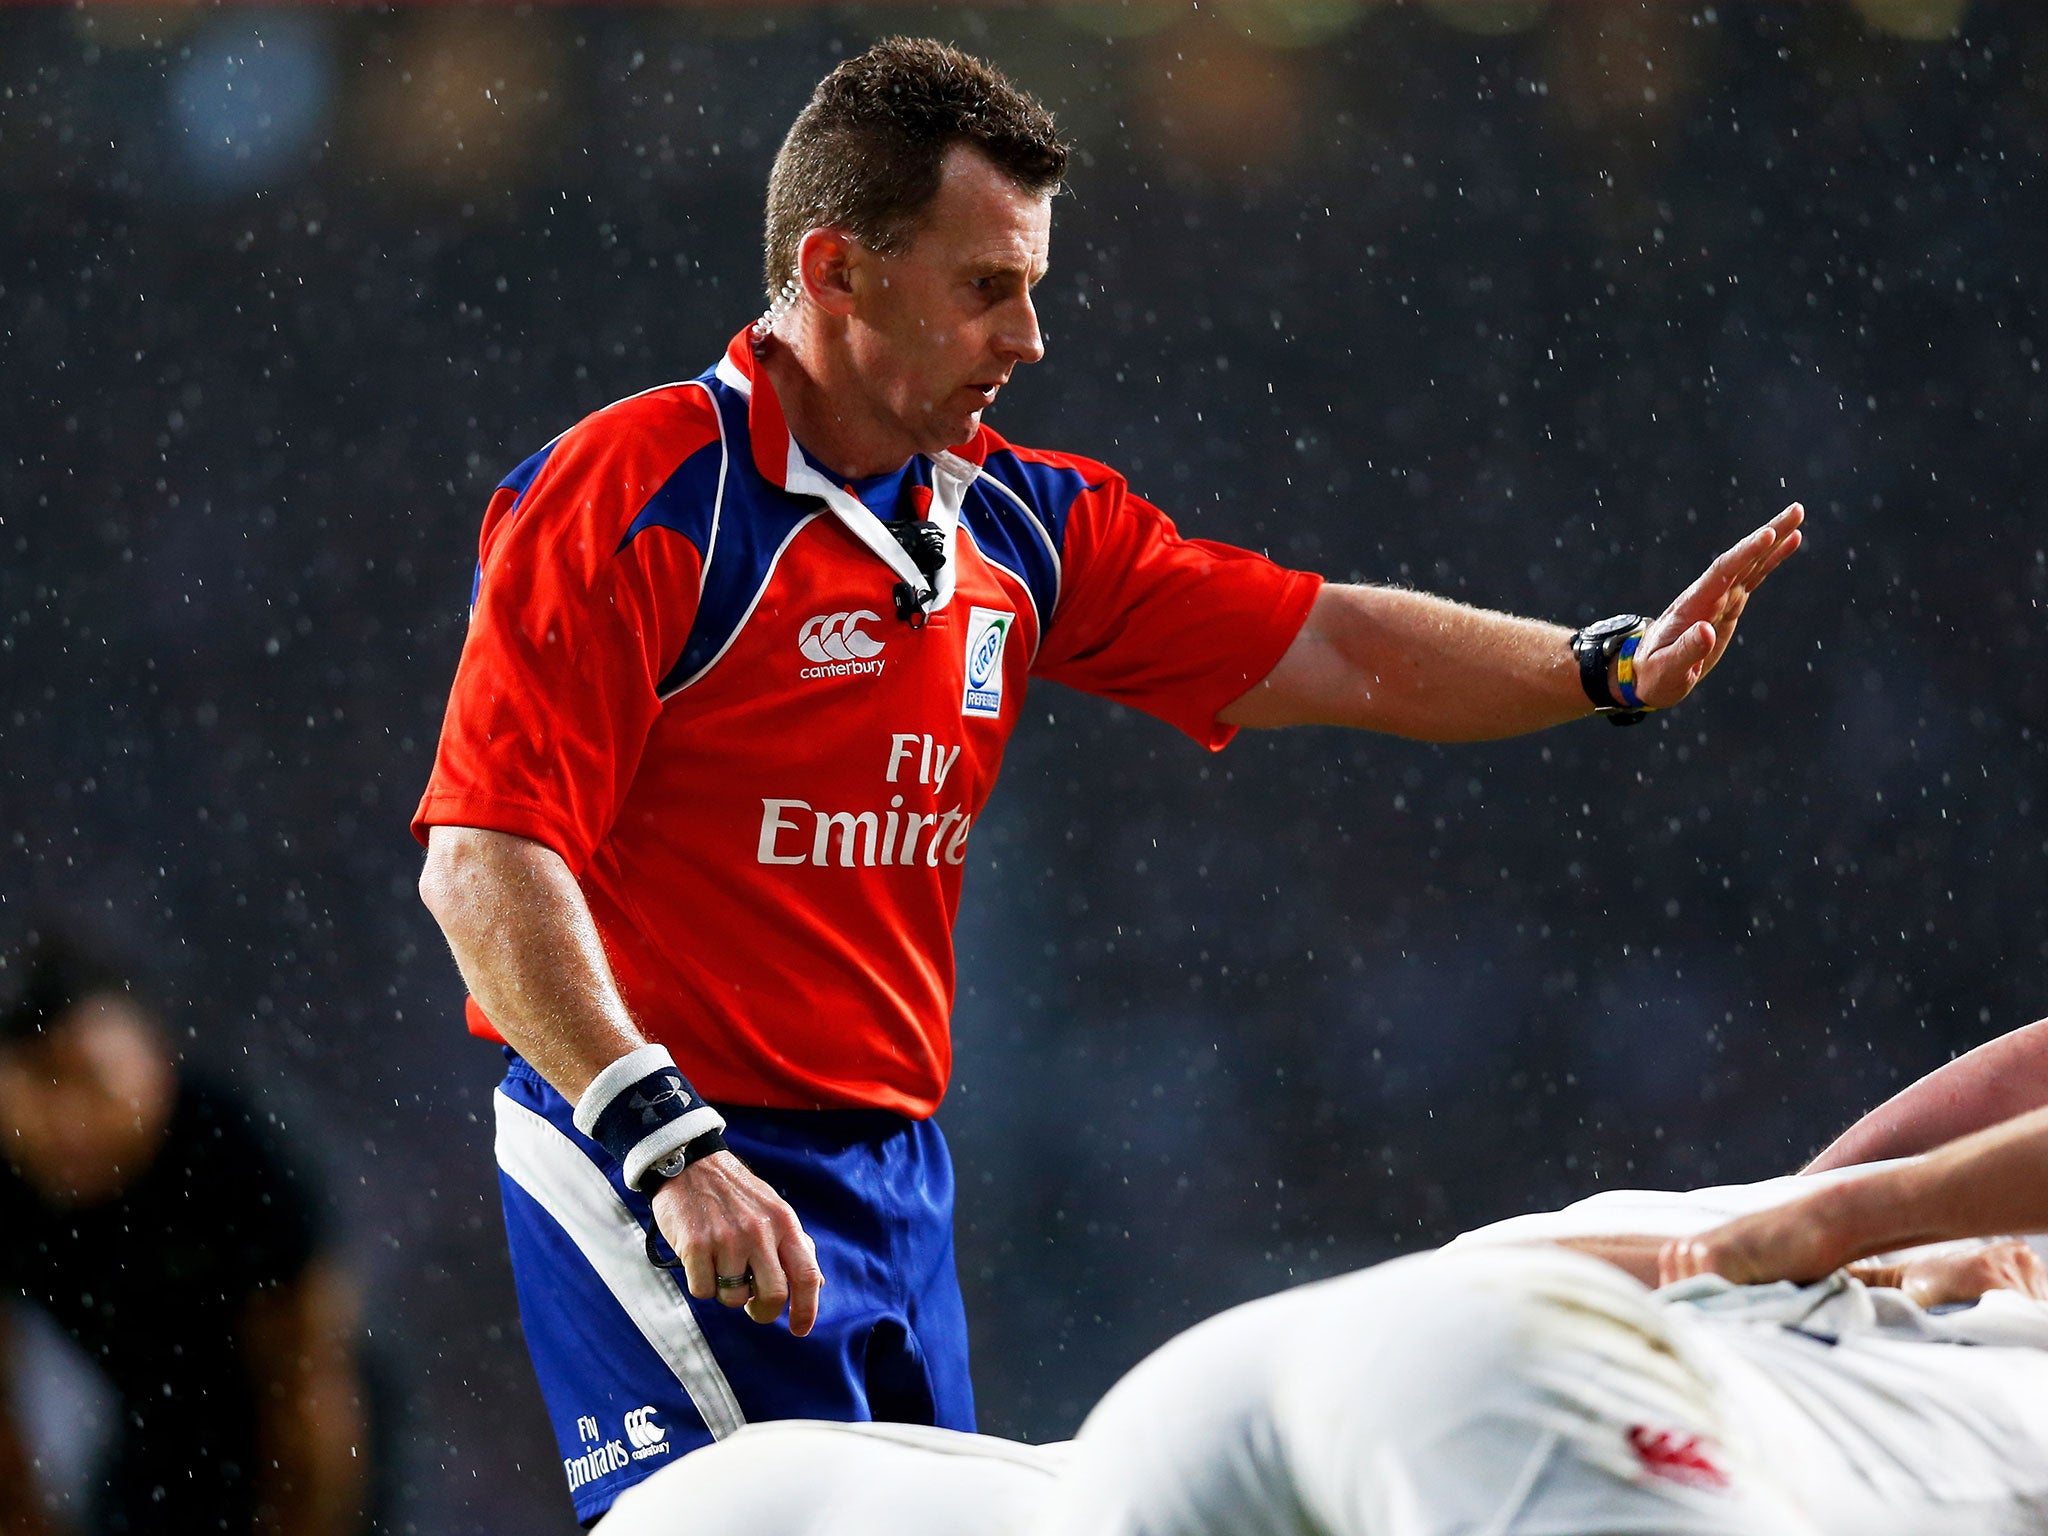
[1547,1231,2048,1308]
[242,1258,367,1536]
[1218,505,1802,736]
[417,826,823,1335]
[0,1310,56,1536]
[1663,1102,2048,1288]
[1803,1018,2048,1172]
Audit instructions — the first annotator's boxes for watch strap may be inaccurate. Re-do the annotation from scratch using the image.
[1571,615,1652,727]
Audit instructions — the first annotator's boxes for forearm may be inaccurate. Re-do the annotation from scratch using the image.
[1804,1019,2048,1172]
[1544,1234,1667,1286]
[249,1265,367,1536]
[255,1376,365,1536]
[418,825,645,1101]
[1801,1104,2048,1265]
[1221,584,1588,739]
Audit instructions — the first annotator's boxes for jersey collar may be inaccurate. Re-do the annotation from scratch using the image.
[715,328,986,614]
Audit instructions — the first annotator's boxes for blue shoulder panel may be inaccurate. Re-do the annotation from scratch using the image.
[617,437,722,555]
[966,450,1094,628]
[472,441,566,610]
[499,441,560,514]
[656,376,818,697]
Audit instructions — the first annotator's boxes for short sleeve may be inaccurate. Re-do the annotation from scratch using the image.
[1031,459,1322,750]
[412,395,712,871]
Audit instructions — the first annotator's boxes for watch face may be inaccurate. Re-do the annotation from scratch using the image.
[654,1151,688,1179]
[1580,613,1643,643]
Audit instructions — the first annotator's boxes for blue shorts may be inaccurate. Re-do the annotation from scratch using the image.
[492,1054,974,1523]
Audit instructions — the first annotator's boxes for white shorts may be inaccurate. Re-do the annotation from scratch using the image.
[1038,1244,2048,1536]
[598,1420,1066,1536]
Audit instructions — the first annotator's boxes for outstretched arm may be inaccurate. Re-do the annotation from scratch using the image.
[1551,1231,2048,1308]
[1663,1102,2048,1288]
[1804,1019,2048,1172]
[1220,505,1801,736]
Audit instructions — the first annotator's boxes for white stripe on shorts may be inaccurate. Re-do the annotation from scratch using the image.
[494,1088,748,1439]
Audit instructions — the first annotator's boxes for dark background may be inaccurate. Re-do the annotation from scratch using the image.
[4,0,2045,1528]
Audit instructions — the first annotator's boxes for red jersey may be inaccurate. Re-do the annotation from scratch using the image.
[414,330,1321,1116]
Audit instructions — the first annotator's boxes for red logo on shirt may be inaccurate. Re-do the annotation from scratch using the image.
[1627,1425,1728,1489]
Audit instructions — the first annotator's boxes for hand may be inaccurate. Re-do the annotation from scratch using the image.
[651,1151,824,1335]
[1875,1240,2048,1309]
[1630,503,1804,709]
[1658,1195,1852,1289]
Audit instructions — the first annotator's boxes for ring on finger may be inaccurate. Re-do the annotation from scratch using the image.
[715,1269,754,1290]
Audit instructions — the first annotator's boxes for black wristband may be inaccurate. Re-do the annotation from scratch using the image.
[572,1044,727,1191]
[682,1128,729,1167]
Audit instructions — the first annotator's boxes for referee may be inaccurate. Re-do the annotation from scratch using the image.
[413,37,1801,1524]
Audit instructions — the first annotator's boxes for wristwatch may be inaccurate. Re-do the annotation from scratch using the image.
[1570,614,1651,727]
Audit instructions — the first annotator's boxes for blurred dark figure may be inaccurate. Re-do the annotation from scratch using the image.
[0,929,368,1536]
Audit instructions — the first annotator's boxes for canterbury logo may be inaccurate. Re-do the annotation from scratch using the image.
[1627,1426,1727,1489]
[624,1406,667,1451]
[799,611,884,663]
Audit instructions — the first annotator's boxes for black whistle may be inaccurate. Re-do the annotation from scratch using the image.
[887,517,946,627]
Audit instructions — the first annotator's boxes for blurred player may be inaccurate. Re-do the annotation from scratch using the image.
[600,1421,1065,1536]
[413,35,1802,1522]
[1045,1035,2048,1536]
[0,927,368,1536]
[590,1023,2048,1535]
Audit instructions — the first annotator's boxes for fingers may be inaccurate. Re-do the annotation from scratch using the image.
[654,1163,823,1333]
[1981,1239,2048,1300]
[680,1241,719,1303]
[1658,1237,1702,1288]
[736,1213,824,1331]
[1746,513,1803,586]
[2015,1245,2048,1300]
[1672,620,1715,675]
[1706,504,1805,601]
[783,1230,825,1338]
[745,1240,790,1326]
[1636,620,1716,707]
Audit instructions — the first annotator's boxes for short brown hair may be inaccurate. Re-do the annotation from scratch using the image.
[763,38,1068,295]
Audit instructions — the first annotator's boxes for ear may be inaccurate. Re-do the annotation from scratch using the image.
[796,228,860,319]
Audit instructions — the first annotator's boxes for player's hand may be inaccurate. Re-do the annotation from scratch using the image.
[1880,1239,2048,1309]
[1658,1194,1850,1290]
[1630,503,1804,709]
[651,1151,824,1335]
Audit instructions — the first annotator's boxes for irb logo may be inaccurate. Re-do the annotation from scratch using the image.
[961,607,1012,718]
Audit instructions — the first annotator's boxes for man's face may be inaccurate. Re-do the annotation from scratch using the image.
[841,144,1052,458]
[0,995,173,1206]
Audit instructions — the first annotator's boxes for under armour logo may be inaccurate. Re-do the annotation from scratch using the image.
[626,1079,686,1127]
[799,611,885,664]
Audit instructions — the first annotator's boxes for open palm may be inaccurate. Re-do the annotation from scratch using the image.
[1633,503,1805,709]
